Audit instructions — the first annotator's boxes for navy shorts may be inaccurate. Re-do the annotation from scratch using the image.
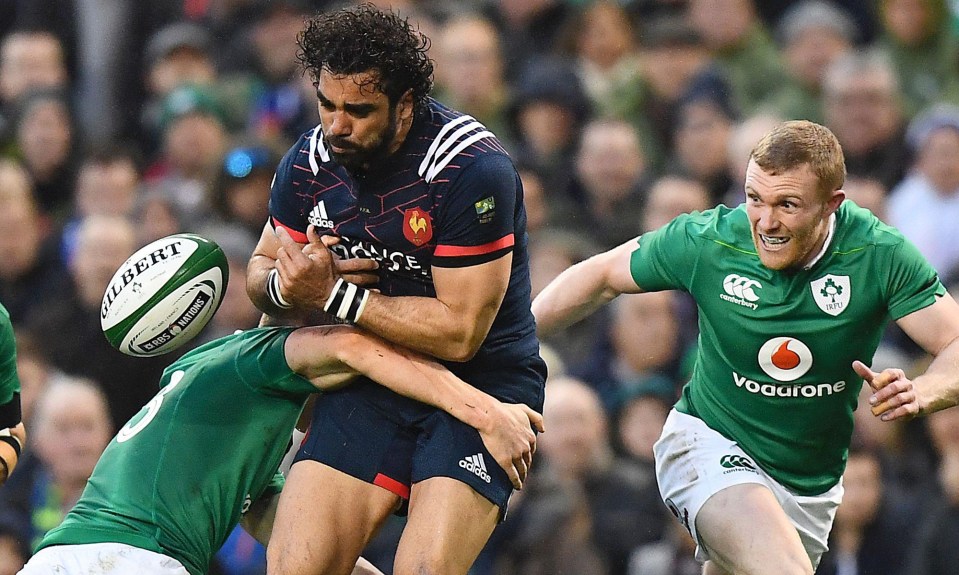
[294,354,546,517]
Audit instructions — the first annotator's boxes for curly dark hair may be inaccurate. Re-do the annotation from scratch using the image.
[297,3,434,113]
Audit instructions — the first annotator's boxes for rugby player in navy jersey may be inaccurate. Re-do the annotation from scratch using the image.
[245,5,546,575]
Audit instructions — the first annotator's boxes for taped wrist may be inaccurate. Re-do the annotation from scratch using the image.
[266,269,293,309]
[323,278,370,323]
[0,429,21,478]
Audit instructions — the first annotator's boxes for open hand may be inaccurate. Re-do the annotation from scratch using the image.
[853,360,921,421]
[477,403,545,490]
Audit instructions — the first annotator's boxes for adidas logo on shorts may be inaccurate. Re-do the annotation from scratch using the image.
[459,453,492,483]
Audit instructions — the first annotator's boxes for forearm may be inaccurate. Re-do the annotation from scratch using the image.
[916,335,959,415]
[355,292,494,362]
[533,263,620,338]
[340,336,497,431]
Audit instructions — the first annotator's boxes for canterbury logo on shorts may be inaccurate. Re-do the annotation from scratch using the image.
[719,454,756,471]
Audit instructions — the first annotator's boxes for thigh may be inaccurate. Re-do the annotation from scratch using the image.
[697,483,812,575]
[411,410,517,515]
[394,476,500,575]
[267,460,399,575]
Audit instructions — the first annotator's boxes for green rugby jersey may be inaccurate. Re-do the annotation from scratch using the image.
[39,327,315,575]
[630,201,944,495]
[0,302,20,416]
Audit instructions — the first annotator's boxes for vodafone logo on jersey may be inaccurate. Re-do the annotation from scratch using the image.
[757,337,813,381]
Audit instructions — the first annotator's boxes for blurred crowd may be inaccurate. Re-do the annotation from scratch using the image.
[1,0,959,574]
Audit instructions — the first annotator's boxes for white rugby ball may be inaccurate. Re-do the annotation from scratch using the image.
[101,233,229,357]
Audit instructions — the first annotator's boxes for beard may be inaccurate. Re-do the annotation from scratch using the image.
[325,111,400,173]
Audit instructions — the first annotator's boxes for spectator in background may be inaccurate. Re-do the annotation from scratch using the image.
[877,0,959,118]
[559,1,640,109]
[627,520,701,575]
[432,12,512,144]
[483,0,574,80]
[132,186,186,247]
[905,407,959,574]
[669,68,738,204]
[641,175,711,233]
[578,292,682,410]
[538,376,668,574]
[823,49,909,189]
[614,375,676,467]
[764,0,857,124]
[517,164,549,234]
[565,118,648,249]
[145,84,229,227]
[603,15,711,173]
[482,463,607,575]
[843,176,889,222]
[888,104,959,280]
[0,520,30,575]
[59,145,143,263]
[0,377,112,551]
[506,56,591,195]
[686,0,787,114]
[815,441,917,575]
[209,143,282,240]
[723,112,784,205]
[0,30,68,150]
[26,215,173,429]
[140,21,218,157]
[529,229,603,373]
[218,0,316,146]
[0,159,66,325]
[12,88,77,220]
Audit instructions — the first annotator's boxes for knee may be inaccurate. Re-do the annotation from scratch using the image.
[267,544,356,575]
[393,556,459,575]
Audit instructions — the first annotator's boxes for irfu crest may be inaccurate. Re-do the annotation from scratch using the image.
[810,274,850,316]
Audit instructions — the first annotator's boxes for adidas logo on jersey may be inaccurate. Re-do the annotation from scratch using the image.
[459,453,492,483]
[719,273,761,310]
[308,201,334,229]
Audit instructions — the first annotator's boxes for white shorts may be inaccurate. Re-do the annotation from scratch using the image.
[18,543,190,575]
[653,410,843,567]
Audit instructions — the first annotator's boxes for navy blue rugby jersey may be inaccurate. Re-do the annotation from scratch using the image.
[269,99,540,370]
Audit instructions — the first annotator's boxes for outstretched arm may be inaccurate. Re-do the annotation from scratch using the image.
[861,293,959,421]
[532,239,644,337]
[284,326,544,488]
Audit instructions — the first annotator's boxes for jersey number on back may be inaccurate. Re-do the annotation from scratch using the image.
[117,370,185,443]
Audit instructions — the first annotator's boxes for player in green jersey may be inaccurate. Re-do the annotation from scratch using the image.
[18,326,542,575]
[532,120,959,575]
[0,302,25,486]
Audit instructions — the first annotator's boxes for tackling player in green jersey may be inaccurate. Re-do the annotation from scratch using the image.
[18,326,542,575]
[533,120,959,575]
[0,301,25,485]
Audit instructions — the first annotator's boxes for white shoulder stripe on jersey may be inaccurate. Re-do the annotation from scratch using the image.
[419,114,475,175]
[419,116,496,182]
[307,124,329,175]
[424,130,495,182]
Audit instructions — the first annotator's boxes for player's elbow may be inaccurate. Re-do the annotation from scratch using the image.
[441,333,484,362]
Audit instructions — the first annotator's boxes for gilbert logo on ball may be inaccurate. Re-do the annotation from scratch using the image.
[101,233,228,357]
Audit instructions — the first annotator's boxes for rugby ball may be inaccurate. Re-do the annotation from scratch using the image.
[101,233,229,357]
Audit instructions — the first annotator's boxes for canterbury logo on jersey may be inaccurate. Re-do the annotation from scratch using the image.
[720,273,761,310]
[459,453,492,483]
[418,115,495,183]
[308,201,334,228]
